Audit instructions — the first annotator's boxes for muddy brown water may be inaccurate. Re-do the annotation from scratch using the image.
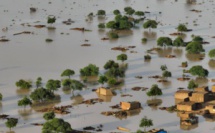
[0,0,215,132]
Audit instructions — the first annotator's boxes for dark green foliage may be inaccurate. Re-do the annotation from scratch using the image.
[36,77,42,88]
[173,37,184,47]
[157,37,173,46]
[43,111,55,121]
[98,75,108,86]
[162,70,172,79]
[80,64,99,76]
[192,36,203,42]
[135,11,144,17]
[98,23,105,29]
[97,10,106,16]
[177,24,188,32]
[30,87,55,102]
[5,118,18,131]
[139,116,153,131]
[186,41,204,54]
[119,20,133,29]
[208,49,215,58]
[16,79,32,89]
[113,10,120,15]
[62,79,84,91]
[106,21,117,30]
[147,84,162,97]
[104,60,119,70]
[117,54,127,62]
[109,32,119,39]
[181,61,188,67]
[0,93,2,101]
[106,67,125,78]
[142,38,147,43]
[46,79,61,93]
[188,80,198,90]
[88,12,93,17]
[108,78,117,86]
[18,96,32,108]
[61,69,75,79]
[45,38,53,42]
[107,14,133,30]
[47,16,56,24]
[124,7,132,12]
[42,118,72,133]
[189,65,209,77]
[143,20,158,31]
[126,8,135,16]
[144,55,151,60]
[160,65,167,71]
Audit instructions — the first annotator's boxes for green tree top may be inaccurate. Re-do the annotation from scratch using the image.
[117,54,128,62]
[186,41,204,54]
[104,60,119,70]
[143,20,158,31]
[16,79,32,89]
[0,93,2,101]
[46,79,61,93]
[98,75,108,86]
[189,65,209,78]
[30,87,55,102]
[43,111,55,121]
[209,49,215,59]
[18,96,32,108]
[42,118,72,133]
[147,84,162,97]
[173,36,184,47]
[139,116,153,132]
[188,80,198,90]
[113,9,121,15]
[36,77,42,88]
[192,36,203,42]
[80,64,99,76]
[47,15,56,24]
[61,69,75,79]
[177,24,188,33]
[162,70,172,80]
[97,10,106,16]
[157,37,173,46]
[5,118,18,131]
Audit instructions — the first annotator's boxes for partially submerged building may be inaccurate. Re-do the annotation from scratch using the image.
[177,101,198,111]
[120,101,141,110]
[96,87,116,96]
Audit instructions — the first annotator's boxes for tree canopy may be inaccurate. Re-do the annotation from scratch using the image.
[0,93,2,101]
[117,54,127,62]
[186,41,204,54]
[143,20,158,31]
[43,111,55,121]
[36,77,42,88]
[192,36,203,42]
[18,96,32,108]
[177,24,188,33]
[30,87,55,102]
[5,118,18,131]
[188,80,198,90]
[46,79,61,93]
[42,118,72,133]
[135,11,144,17]
[139,116,153,132]
[98,23,105,29]
[98,75,108,86]
[208,49,215,59]
[80,64,99,76]
[105,67,125,78]
[47,15,56,24]
[173,37,184,47]
[62,79,84,92]
[157,37,173,46]
[162,70,172,79]
[147,84,162,97]
[61,69,75,79]
[97,10,106,16]
[189,65,209,77]
[113,9,120,15]
[16,79,32,89]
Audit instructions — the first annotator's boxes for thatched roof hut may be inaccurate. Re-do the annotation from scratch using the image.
[120,101,141,110]
[189,91,210,103]
[175,90,192,100]
[177,101,197,111]
[96,87,115,96]
[194,86,209,92]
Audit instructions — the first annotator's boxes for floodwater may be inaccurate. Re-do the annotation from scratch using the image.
[0,0,215,132]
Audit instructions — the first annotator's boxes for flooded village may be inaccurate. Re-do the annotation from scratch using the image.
[1,0,215,132]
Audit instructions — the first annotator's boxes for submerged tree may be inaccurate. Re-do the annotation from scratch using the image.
[189,65,209,78]
[5,118,18,131]
[157,37,173,47]
[160,65,167,71]
[46,79,61,93]
[113,9,121,15]
[104,60,119,70]
[192,36,203,42]
[139,116,153,132]
[61,69,75,79]
[143,20,158,32]
[147,84,162,98]
[18,96,32,108]
[36,77,42,88]
[188,80,198,90]
[186,41,204,54]
[117,54,127,63]
[43,111,55,121]
[208,49,215,59]
[0,93,2,101]
[16,79,32,89]
[177,24,188,34]
[80,64,99,76]
[30,87,55,102]
[173,36,184,47]
[62,79,84,95]
[47,15,56,25]
[162,70,172,80]
[98,23,105,29]
[97,10,106,16]
[42,118,72,133]
[98,75,108,87]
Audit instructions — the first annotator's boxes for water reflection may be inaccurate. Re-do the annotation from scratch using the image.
[16,89,31,96]
[18,108,33,120]
[71,94,84,105]
[194,77,208,87]
[157,47,172,57]
[143,31,157,40]
[186,53,205,62]
[186,0,197,4]
[208,59,215,69]
[173,48,183,58]
[146,99,162,110]
[96,93,113,102]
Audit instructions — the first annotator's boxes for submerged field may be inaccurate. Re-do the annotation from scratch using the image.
[1,0,215,132]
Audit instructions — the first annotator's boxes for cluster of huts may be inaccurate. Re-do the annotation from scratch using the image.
[174,86,215,129]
